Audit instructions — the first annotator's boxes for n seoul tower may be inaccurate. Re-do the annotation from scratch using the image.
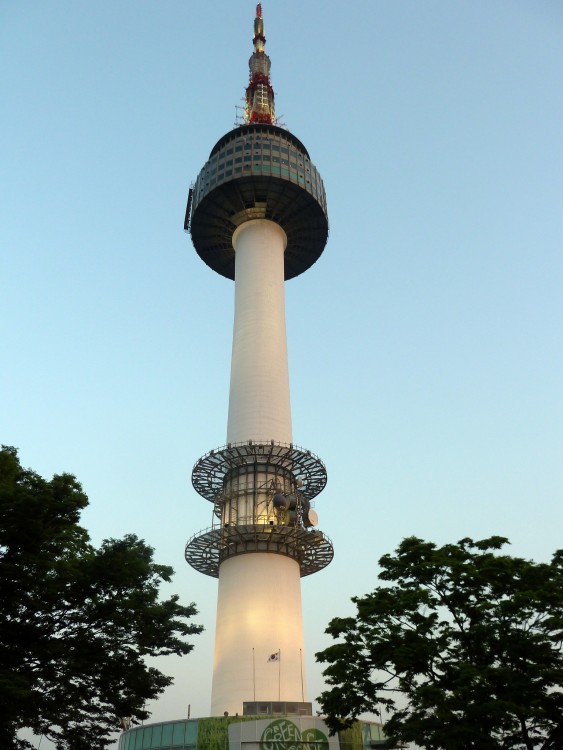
[184,4,333,718]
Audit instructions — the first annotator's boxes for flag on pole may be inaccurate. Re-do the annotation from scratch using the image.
[267,651,280,662]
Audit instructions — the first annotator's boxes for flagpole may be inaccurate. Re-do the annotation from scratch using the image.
[253,648,256,701]
[278,649,281,701]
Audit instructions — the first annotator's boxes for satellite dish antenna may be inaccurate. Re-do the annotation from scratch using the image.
[273,493,289,509]
[306,509,318,528]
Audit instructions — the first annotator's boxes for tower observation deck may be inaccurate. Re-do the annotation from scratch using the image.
[184,3,332,717]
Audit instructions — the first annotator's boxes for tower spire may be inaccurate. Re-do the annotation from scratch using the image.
[245,3,275,124]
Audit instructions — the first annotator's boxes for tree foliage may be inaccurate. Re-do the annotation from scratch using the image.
[316,536,563,750]
[0,446,202,750]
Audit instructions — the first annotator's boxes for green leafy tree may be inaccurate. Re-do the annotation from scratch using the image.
[0,446,202,750]
[316,536,563,750]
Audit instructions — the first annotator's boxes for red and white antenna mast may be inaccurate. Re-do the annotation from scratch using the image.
[244,3,275,124]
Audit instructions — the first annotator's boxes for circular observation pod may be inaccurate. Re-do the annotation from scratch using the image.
[189,124,329,280]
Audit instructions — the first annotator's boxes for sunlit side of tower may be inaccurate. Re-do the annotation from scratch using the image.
[184,4,332,717]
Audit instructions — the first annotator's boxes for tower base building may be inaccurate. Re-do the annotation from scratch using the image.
[118,716,390,750]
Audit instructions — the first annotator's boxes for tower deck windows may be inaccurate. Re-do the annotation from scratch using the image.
[191,125,328,278]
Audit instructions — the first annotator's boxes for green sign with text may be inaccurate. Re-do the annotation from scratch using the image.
[260,719,329,750]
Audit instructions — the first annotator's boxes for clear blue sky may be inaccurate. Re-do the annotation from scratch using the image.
[2,0,563,744]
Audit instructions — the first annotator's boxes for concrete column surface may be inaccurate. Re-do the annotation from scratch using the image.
[211,553,307,716]
[227,219,292,445]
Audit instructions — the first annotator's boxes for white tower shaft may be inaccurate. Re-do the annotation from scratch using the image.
[210,219,306,715]
[227,220,291,445]
[211,554,306,716]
